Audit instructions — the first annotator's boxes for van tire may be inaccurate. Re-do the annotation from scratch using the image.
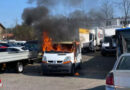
[78,63,81,69]
[0,68,5,73]
[16,62,24,73]
[0,65,6,73]
[41,71,48,75]
[70,65,75,76]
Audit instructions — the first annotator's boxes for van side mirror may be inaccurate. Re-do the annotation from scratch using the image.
[100,40,103,44]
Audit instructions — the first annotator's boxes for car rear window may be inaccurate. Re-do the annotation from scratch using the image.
[117,56,130,70]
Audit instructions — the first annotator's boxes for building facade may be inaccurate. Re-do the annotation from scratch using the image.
[0,24,5,40]
[105,18,130,28]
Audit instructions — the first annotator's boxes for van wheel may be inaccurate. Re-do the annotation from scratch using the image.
[41,71,48,76]
[0,65,6,73]
[16,62,24,73]
[70,65,75,76]
[78,63,81,69]
[0,68,5,73]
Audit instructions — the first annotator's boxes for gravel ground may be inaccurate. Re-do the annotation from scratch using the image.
[0,51,116,90]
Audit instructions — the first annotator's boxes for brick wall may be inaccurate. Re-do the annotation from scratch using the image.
[0,26,3,40]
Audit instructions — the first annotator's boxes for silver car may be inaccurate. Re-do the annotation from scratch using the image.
[106,53,130,90]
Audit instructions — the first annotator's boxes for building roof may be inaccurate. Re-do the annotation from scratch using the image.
[0,23,5,29]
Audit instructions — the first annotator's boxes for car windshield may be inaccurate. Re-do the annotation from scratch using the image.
[104,37,112,43]
[117,56,130,70]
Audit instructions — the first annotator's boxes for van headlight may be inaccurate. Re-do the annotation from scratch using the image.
[42,56,47,63]
[63,57,71,64]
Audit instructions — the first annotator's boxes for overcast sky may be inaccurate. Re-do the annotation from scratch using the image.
[0,0,121,28]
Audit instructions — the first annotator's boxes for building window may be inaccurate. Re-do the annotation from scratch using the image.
[128,21,130,24]
[120,21,123,24]
[106,21,111,26]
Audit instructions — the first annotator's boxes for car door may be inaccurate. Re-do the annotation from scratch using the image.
[114,70,130,90]
[114,55,130,90]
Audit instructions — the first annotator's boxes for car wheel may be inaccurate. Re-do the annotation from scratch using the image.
[16,62,24,73]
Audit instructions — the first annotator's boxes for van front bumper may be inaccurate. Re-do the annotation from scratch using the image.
[41,63,72,74]
[101,48,116,55]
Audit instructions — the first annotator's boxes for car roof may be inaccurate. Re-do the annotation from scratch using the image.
[116,27,130,31]
[8,47,23,50]
[121,53,130,57]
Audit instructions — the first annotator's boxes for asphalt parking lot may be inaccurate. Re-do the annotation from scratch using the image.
[0,51,116,90]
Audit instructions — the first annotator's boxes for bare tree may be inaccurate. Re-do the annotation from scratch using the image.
[101,0,114,19]
[87,0,114,27]
[120,0,130,26]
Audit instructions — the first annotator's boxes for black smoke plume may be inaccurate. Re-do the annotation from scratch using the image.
[28,0,82,7]
[22,6,48,25]
[22,1,89,42]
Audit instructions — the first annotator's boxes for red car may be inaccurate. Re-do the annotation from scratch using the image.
[0,46,7,49]
[0,79,3,87]
[0,45,7,49]
[0,45,7,52]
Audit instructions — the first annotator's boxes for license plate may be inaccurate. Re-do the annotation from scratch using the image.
[53,61,57,64]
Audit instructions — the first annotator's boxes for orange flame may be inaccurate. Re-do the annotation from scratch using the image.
[42,32,74,52]
[42,32,54,52]
[57,44,62,51]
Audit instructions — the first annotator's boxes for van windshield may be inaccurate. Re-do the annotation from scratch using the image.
[46,44,73,53]
[46,50,71,53]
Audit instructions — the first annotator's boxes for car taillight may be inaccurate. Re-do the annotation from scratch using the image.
[0,79,3,87]
[106,72,114,85]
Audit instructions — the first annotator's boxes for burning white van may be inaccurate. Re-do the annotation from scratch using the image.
[41,33,81,75]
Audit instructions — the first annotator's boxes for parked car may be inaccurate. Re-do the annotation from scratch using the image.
[0,45,7,52]
[7,47,29,52]
[101,36,116,56]
[0,79,3,87]
[25,40,41,60]
[0,43,9,47]
[106,53,130,90]
[0,45,7,49]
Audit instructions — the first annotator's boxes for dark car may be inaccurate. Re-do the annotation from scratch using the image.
[0,44,7,52]
[0,43,9,47]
